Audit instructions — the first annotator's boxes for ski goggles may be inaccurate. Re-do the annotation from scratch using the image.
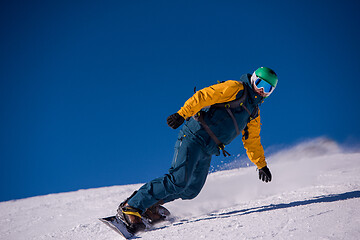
[254,77,274,94]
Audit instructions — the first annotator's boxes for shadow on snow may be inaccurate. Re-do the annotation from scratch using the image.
[159,190,360,228]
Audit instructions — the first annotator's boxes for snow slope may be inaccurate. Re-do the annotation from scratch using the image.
[1,138,360,240]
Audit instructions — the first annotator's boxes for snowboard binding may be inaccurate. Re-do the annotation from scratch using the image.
[117,203,146,234]
[117,191,171,234]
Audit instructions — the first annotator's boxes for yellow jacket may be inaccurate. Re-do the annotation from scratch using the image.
[177,80,267,169]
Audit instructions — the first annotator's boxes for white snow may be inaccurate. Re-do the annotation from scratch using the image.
[1,138,360,240]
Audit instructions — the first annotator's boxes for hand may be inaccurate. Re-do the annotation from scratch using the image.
[167,113,185,129]
[259,166,272,183]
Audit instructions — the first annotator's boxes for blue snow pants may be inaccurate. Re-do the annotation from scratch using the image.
[127,133,212,213]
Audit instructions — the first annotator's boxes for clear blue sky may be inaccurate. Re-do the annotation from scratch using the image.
[1,0,360,202]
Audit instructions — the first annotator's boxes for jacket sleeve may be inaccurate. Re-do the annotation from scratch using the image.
[242,110,267,169]
[177,80,244,119]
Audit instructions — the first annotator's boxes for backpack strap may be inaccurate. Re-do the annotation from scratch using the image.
[212,83,252,115]
[212,83,248,108]
[225,107,240,135]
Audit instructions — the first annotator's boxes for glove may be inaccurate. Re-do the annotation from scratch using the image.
[259,166,272,183]
[167,113,185,129]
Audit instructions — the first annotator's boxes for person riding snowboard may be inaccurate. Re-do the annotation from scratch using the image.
[117,67,278,233]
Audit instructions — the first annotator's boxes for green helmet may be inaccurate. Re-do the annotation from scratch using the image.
[254,67,278,88]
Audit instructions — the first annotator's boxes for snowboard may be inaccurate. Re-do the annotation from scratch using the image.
[100,214,164,239]
[99,215,135,239]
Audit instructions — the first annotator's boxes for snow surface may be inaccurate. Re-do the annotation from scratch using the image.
[1,138,360,240]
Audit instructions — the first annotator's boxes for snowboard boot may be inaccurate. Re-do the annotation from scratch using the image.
[143,201,171,224]
[117,192,146,234]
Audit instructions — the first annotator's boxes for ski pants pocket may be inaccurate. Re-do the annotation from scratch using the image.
[172,135,184,166]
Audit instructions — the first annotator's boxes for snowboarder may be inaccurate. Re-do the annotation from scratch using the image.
[117,67,278,234]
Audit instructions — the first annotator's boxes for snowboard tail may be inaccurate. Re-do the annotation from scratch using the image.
[99,216,134,239]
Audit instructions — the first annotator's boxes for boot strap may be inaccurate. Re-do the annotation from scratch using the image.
[122,210,142,218]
